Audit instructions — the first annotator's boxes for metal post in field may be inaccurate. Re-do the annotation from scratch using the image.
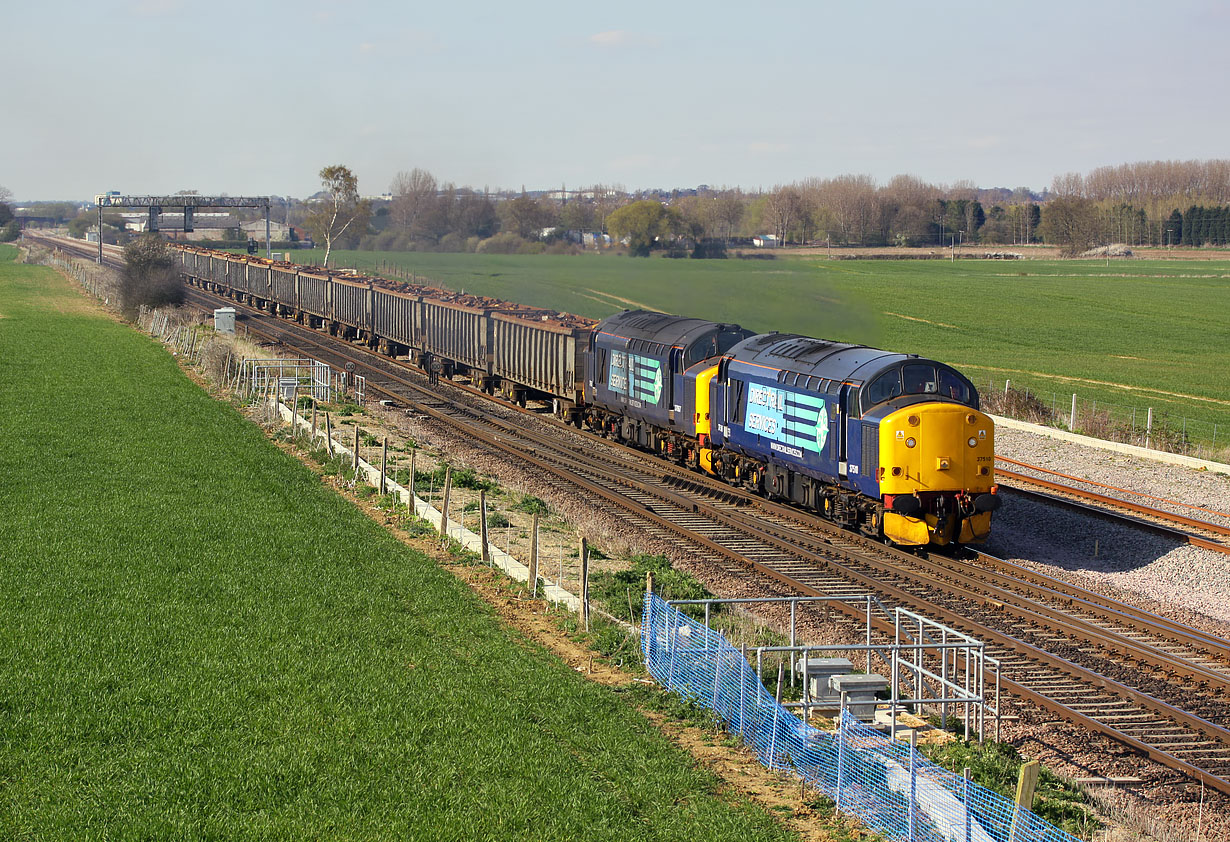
[790,599,797,690]
[1146,407,1153,449]
[835,706,846,813]
[667,610,678,691]
[909,729,918,842]
[1004,378,1010,395]
[324,413,333,457]
[769,663,783,769]
[479,489,490,564]
[963,767,972,842]
[353,426,360,470]
[311,400,318,441]
[1070,393,1077,430]
[739,643,747,740]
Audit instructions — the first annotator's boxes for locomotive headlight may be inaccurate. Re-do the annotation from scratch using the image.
[968,437,978,448]
[905,437,917,448]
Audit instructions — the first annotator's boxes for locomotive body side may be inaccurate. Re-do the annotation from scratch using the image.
[586,310,753,461]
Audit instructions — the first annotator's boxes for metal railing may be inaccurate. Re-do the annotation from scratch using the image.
[642,592,1079,842]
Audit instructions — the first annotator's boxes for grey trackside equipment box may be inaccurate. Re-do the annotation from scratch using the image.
[213,307,236,334]
[829,673,889,722]
[795,657,854,703]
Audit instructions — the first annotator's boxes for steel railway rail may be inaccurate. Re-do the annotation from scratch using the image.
[996,458,1230,556]
[34,232,1230,799]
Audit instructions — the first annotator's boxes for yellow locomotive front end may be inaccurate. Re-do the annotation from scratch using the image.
[878,403,999,547]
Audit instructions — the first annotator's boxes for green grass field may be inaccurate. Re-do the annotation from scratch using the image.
[0,244,795,840]
[298,248,1230,447]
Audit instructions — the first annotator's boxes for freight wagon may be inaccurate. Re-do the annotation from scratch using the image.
[175,246,593,415]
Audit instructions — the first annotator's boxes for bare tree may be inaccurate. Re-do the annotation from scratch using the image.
[812,174,878,245]
[1039,196,1101,256]
[880,174,939,245]
[1050,172,1086,199]
[305,165,370,266]
[390,168,437,233]
[711,190,747,243]
[589,184,626,233]
[763,186,804,244]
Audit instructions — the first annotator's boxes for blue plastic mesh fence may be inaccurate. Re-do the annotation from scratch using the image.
[641,593,1083,842]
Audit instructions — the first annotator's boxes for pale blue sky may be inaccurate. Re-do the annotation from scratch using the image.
[5,0,1229,201]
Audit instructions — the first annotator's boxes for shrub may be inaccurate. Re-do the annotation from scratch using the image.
[476,233,528,254]
[589,554,714,623]
[119,233,184,317]
[512,495,548,516]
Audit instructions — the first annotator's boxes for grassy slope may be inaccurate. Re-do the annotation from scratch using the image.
[0,244,794,841]
[303,248,1230,434]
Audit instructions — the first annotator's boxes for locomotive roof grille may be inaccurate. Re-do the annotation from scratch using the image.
[622,312,678,329]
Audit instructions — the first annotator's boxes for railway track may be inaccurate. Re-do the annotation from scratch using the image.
[35,232,1230,800]
[996,458,1230,556]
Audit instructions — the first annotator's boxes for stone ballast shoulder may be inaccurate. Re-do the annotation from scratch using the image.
[989,414,1230,476]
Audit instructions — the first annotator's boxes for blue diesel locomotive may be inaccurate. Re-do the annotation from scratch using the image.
[586,310,999,548]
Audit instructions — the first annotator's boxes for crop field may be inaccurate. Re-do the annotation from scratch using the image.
[301,248,1230,446]
[0,244,794,840]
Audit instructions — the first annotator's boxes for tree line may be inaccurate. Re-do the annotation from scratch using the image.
[22,157,1230,258]
[316,159,1225,258]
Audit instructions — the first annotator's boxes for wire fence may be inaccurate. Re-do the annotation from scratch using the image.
[981,379,1229,462]
[641,593,1081,842]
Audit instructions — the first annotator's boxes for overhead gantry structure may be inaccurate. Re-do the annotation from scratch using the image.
[92,194,273,262]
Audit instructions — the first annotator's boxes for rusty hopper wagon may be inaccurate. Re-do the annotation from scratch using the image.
[174,246,595,418]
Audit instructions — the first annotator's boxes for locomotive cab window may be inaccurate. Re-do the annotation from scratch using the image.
[845,386,861,418]
[865,371,902,405]
[938,367,971,403]
[902,363,938,395]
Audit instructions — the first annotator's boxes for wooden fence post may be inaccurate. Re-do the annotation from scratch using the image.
[1008,759,1040,842]
[408,449,417,515]
[579,535,590,630]
[529,513,540,598]
[439,467,452,547]
[380,436,388,495]
[479,489,490,564]
[353,426,360,470]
